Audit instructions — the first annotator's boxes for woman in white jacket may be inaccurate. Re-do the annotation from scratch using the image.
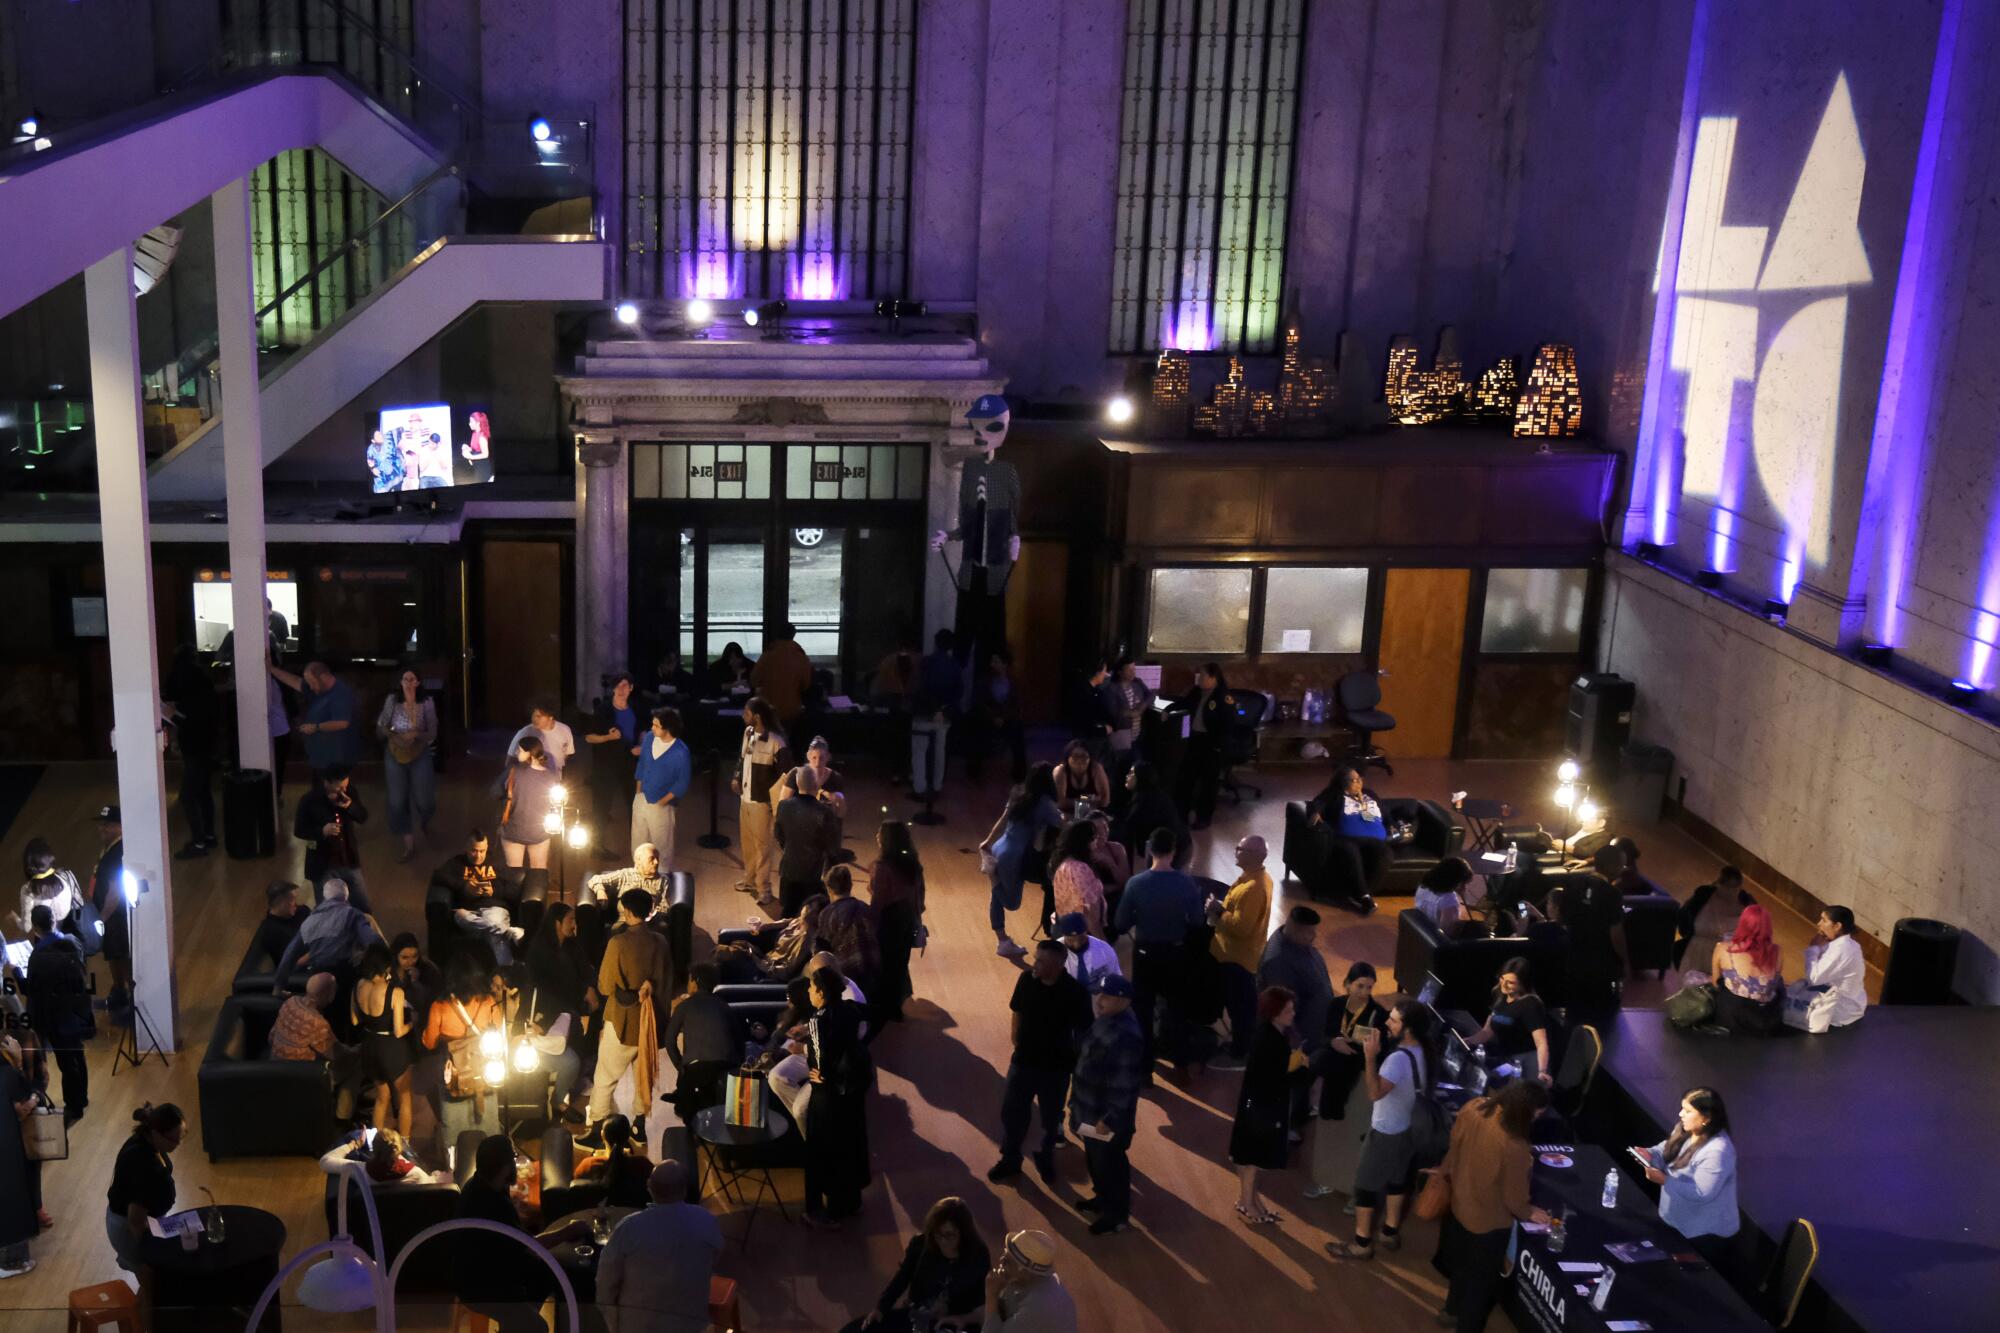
[1785,906,1867,1033]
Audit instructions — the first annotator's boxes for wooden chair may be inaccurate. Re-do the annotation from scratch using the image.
[708,1274,743,1331]
[1762,1218,1820,1329]
[66,1280,139,1333]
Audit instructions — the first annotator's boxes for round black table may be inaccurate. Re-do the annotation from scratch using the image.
[693,1102,792,1246]
[545,1204,640,1304]
[141,1205,286,1333]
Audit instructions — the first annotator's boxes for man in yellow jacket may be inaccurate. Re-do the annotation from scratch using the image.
[1206,836,1272,1069]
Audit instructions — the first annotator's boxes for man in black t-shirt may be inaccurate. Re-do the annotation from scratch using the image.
[989,940,1091,1184]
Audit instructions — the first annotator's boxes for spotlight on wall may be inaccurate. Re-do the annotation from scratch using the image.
[528,116,553,143]
[1857,642,1894,669]
[614,301,639,326]
[744,300,788,328]
[1694,569,1724,589]
[17,113,39,138]
[1105,395,1135,425]
[1762,598,1789,621]
[684,298,714,326]
[1949,679,1981,705]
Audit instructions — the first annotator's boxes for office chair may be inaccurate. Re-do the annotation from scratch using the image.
[1217,688,1271,803]
[1336,669,1396,774]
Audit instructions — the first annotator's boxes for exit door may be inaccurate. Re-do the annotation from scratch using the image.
[1376,568,1471,757]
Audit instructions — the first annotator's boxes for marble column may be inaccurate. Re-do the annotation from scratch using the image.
[86,247,180,1052]
[575,433,627,706]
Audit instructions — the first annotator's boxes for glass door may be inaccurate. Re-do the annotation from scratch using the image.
[702,527,768,663]
[785,525,844,665]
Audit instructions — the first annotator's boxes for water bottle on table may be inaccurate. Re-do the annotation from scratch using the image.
[1601,1167,1620,1210]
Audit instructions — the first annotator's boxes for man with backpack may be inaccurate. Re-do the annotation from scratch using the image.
[1327,999,1439,1261]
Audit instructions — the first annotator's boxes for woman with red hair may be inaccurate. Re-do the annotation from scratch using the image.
[1228,985,1304,1226]
[1709,904,1785,1034]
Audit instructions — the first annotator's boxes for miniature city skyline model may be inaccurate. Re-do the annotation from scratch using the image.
[1514,342,1583,438]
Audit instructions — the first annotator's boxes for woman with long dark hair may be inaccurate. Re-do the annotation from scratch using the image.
[868,819,927,1021]
[1229,986,1300,1226]
[841,1195,990,1331]
[1636,1086,1739,1240]
[1710,904,1785,1034]
[1048,819,1107,939]
[977,767,1062,959]
[802,966,873,1229]
[1433,1080,1553,1332]
[1467,957,1551,1084]
[1305,962,1389,1199]
[376,668,439,862]
[1174,661,1236,828]
[1116,760,1186,868]
[352,943,415,1142]
[1306,763,1390,909]
[1051,739,1111,816]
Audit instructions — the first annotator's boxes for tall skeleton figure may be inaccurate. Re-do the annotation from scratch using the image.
[932,394,1021,669]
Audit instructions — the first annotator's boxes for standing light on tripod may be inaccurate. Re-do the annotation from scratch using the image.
[1556,758,1581,784]
[566,823,590,851]
[1553,783,1579,812]
[543,811,564,837]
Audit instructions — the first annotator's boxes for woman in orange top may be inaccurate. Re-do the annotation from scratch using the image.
[420,959,504,1160]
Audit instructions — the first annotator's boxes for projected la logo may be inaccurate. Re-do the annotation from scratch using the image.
[1656,74,1871,577]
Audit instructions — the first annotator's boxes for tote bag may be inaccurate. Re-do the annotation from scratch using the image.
[723,1068,768,1128]
[24,1094,68,1161]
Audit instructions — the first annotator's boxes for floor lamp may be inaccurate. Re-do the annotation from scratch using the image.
[246,1161,582,1332]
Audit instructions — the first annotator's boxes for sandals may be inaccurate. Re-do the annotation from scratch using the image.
[1235,1204,1279,1226]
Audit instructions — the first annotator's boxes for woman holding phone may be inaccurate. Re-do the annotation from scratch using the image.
[1634,1086,1739,1241]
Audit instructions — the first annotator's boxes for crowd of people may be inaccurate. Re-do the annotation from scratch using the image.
[0,633,1872,1331]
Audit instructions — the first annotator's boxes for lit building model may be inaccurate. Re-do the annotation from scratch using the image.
[1151,348,1192,434]
[1275,316,1333,434]
[1514,342,1583,437]
[1470,357,1519,418]
[1384,330,1463,425]
[1193,356,1252,437]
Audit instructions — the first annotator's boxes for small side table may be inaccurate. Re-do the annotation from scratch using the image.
[693,1102,792,1247]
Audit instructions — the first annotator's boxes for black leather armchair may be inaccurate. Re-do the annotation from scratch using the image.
[232,927,305,996]
[538,1122,608,1222]
[1283,796,1463,903]
[659,871,696,990]
[323,1159,461,1292]
[715,982,789,1032]
[1394,909,1564,1019]
[1622,892,1682,977]
[198,995,341,1160]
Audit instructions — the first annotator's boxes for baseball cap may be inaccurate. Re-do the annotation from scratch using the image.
[1091,974,1134,998]
[1004,1229,1057,1274]
[966,393,1010,420]
[1053,912,1088,938]
[96,805,122,823]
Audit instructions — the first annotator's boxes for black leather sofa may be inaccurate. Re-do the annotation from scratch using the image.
[231,926,306,996]
[1620,892,1682,976]
[1394,909,1566,1019]
[1283,796,1464,904]
[660,870,696,990]
[323,1156,462,1291]
[199,994,342,1160]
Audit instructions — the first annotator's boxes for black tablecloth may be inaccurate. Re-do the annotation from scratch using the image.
[546,1204,641,1305]
[143,1205,287,1333]
[1505,1143,1765,1333]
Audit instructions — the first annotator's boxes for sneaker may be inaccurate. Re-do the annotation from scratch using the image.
[1087,1215,1129,1236]
[1301,1184,1336,1200]
[1379,1230,1402,1251]
[0,1259,35,1279]
[800,1210,842,1231]
[995,938,1027,959]
[1326,1240,1374,1262]
[987,1158,1022,1183]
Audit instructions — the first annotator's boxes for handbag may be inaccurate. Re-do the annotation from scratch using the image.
[723,1068,768,1127]
[24,1094,68,1161]
[1664,983,1717,1028]
[1414,1169,1452,1222]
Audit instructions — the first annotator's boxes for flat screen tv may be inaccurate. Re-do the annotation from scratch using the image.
[368,403,494,492]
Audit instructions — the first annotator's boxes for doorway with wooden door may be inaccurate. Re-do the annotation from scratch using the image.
[1375,567,1471,758]
[479,539,566,727]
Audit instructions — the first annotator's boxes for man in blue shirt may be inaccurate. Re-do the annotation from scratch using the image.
[1112,827,1205,1079]
[632,707,691,872]
[272,661,362,774]
[1069,973,1145,1235]
[910,628,962,800]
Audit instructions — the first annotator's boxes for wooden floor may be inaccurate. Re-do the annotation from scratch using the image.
[0,748,1865,1330]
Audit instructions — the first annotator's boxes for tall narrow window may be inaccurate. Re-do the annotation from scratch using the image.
[250,149,415,347]
[624,0,917,302]
[1110,0,1305,355]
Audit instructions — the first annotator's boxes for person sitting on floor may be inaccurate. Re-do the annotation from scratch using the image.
[1785,905,1867,1033]
[1708,904,1785,1035]
[842,1195,992,1333]
[596,1159,723,1333]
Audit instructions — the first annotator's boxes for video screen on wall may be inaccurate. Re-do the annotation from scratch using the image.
[367,403,495,492]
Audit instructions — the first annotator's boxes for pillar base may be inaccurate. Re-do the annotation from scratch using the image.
[1787,580,1867,649]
